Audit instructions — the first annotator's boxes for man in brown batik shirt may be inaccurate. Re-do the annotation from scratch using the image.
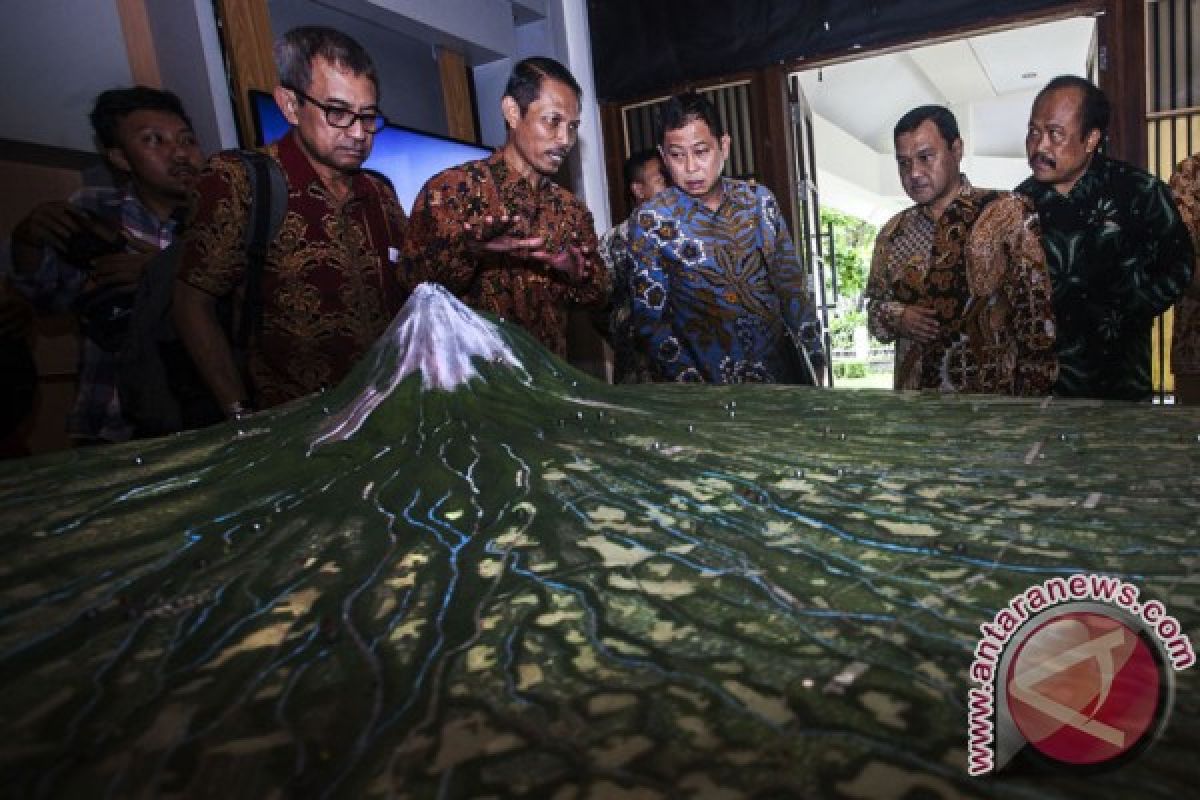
[1168,153,1200,404]
[402,57,609,357]
[865,105,1057,395]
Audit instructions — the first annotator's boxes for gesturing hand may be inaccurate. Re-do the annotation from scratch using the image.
[899,304,940,343]
[463,214,544,257]
[13,203,94,253]
[528,243,592,284]
[463,215,592,282]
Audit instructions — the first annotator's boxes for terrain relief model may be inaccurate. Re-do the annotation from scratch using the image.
[1,283,1198,799]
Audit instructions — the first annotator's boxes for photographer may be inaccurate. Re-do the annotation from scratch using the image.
[9,87,203,444]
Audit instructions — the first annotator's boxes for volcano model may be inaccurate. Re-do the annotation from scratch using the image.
[1,283,1198,798]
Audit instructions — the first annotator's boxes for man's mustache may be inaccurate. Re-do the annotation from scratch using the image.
[1030,153,1056,169]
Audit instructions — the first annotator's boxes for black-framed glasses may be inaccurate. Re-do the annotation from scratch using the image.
[284,84,388,133]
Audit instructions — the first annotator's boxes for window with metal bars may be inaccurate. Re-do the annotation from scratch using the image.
[1146,0,1198,398]
[620,82,757,179]
[1147,0,1199,177]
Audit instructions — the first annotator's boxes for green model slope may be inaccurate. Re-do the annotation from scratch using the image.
[1,291,1198,798]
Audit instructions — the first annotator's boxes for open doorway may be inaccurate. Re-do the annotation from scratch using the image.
[789,15,1099,389]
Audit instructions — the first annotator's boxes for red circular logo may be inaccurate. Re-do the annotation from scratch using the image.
[1006,611,1162,766]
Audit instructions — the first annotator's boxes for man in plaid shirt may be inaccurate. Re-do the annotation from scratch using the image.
[8,87,203,443]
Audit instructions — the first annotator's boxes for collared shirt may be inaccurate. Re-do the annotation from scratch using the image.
[11,186,178,442]
[865,189,938,388]
[1017,153,1194,400]
[866,177,1057,394]
[402,151,609,357]
[178,131,408,409]
[598,217,654,383]
[626,179,824,384]
[1168,153,1200,376]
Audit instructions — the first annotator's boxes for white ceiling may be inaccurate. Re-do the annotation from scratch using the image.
[794,15,1098,224]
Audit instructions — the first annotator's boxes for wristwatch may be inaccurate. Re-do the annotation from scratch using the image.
[225,401,253,421]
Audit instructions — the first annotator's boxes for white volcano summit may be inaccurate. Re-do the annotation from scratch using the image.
[310,283,525,447]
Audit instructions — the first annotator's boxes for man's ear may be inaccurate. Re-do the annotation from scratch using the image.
[1084,127,1103,156]
[106,146,131,175]
[274,85,300,127]
[501,96,522,131]
[630,179,646,204]
[951,136,964,162]
[719,133,731,161]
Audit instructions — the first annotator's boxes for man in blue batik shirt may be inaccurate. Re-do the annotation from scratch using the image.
[626,92,824,384]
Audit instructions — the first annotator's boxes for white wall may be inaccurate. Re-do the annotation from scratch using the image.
[473,60,513,149]
[323,0,518,62]
[0,0,132,152]
[552,0,610,232]
[0,1,237,156]
[472,17,557,148]
[147,0,239,153]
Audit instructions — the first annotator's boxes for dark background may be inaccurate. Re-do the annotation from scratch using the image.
[588,0,1080,100]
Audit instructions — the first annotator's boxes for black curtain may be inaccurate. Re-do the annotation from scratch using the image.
[588,0,1080,100]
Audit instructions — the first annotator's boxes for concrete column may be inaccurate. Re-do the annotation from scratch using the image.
[553,0,610,231]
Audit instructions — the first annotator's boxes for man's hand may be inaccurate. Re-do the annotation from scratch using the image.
[11,202,89,253]
[529,243,592,284]
[90,238,158,287]
[463,215,592,283]
[463,215,544,257]
[11,203,126,274]
[897,304,940,343]
[173,280,250,416]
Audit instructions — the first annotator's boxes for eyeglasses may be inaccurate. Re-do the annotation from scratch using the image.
[284,85,388,133]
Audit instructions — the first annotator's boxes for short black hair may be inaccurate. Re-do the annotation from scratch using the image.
[893,105,960,147]
[89,86,193,150]
[275,26,378,96]
[504,57,582,114]
[657,91,723,144]
[1037,75,1110,138]
[623,149,663,191]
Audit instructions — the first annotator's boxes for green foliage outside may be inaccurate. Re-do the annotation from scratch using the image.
[819,208,877,298]
[829,309,866,351]
[833,360,868,379]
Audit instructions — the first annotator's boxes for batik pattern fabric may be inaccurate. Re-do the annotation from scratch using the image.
[937,193,1057,394]
[626,179,824,384]
[1017,153,1195,401]
[402,152,609,358]
[598,217,654,383]
[10,187,178,442]
[1168,153,1200,377]
[865,179,1056,394]
[178,131,408,409]
[865,201,937,389]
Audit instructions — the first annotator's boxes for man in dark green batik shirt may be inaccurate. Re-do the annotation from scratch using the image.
[1017,75,1194,401]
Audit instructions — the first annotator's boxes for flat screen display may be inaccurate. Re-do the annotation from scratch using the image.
[249,89,492,213]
